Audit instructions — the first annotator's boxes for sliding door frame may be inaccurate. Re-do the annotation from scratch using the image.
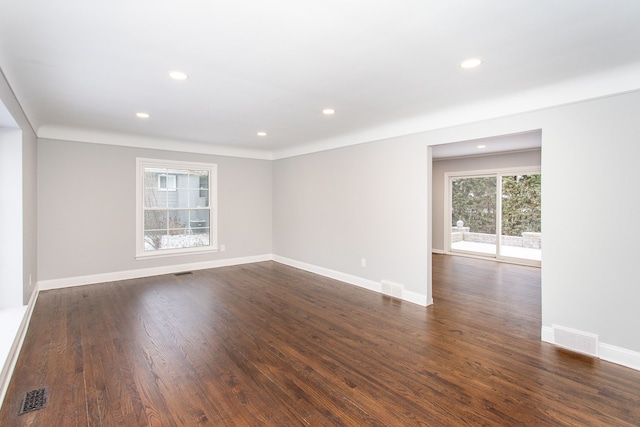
[444,166,541,267]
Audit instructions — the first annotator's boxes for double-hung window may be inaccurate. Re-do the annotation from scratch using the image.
[136,158,217,258]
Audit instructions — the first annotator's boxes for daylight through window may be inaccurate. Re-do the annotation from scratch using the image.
[136,159,217,257]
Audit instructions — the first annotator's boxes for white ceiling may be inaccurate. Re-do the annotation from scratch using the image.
[1,0,639,158]
[431,130,541,160]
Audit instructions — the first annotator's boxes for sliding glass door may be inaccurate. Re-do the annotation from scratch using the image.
[450,176,497,256]
[499,174,541,262]
[448,170,541,265]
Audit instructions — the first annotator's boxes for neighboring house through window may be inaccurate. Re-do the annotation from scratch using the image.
[158,174,177,191]
[136,158,217,258]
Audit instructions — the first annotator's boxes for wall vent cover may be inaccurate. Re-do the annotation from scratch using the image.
[381,280,404,299]
[553,325,599,357]
[19,387,49,415]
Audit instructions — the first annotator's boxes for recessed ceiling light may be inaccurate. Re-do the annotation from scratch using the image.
[477,144,486,149]
[169,71,188,80]
[460,58,483,69]
[136,112,150,118]
[257,132,267,137]
[322,108,335,115]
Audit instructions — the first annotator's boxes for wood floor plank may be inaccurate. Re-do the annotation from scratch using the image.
[2,255,640,426]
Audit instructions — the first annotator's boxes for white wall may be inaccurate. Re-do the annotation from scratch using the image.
[0,72,38,306]
[21,129,37,302]
[432,148,542,251]
[540,93,639,353]
[37,139,272,282]
[274,135,431,305]
[0,129,23,309]
[273,89,640,359]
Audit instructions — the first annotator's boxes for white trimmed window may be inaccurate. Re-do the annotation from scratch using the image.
[136,158,217,258]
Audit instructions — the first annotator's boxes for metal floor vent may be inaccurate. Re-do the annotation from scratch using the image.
[174,271,193,276]
[19,387,49,415]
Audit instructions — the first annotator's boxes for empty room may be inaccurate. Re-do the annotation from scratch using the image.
[1,1,640,425]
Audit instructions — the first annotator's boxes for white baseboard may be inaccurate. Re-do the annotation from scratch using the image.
[541,326,640,372]
[541,325,554,343]
[273,255,428,307]
[38,254,430,307]
[38,254,274,290]
[598,344,640,371]
[431,248,446,254]
[400,289,429,306]
[0,285,39,412]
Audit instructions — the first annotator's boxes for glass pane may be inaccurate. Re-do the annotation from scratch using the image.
[165,227,190,249]
[144,208,168,251]
[190,228,210,247]
[175,186,190,208]
[451,176,497,256]
[191,189,208,208]
[144,186,163,208]
[190,171,209,208]
[188,170,208,189]
[144,168,160,188]
[144,169,164,208]
[188,209,210,234]
[144,210,167,231]
[167,210,189,230]
[144,229,167,251]
[158,173,177,191]
[171,174,187,209]
[500,174,541,261]
[168,169,188,187]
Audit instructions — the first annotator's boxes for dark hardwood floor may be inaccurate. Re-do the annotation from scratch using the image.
[1,255,639,426]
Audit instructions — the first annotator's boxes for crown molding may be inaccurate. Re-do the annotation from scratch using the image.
[37,125,274,160]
